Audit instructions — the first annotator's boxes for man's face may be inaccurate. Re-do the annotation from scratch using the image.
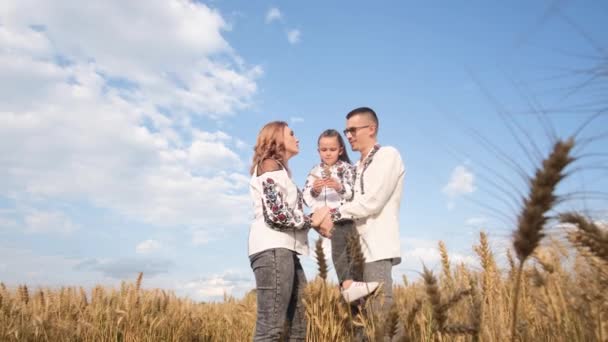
[344,115,374,152]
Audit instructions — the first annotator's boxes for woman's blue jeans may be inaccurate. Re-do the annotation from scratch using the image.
[250,248,307,341]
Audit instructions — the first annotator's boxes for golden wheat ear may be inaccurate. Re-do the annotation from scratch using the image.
[438,241,453,291]
[560,212,608,263]
[422,264,446,334]
[314,238,328,281]
[385,302,400,340]
[510,137,575,342]
[346,231,365,281]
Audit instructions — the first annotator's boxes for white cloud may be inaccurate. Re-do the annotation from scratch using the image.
[0,1,258,231]
[442,165,475,210]
[187,140,243,170]
[195,130,232,142]
[0,215,18,229]
[397,237,477,277]
[0,246,252,302]
[290,116,304,123]
[136,239,162,255]
[178,270,253,301]
[75,257,173,279]
[443,165,475,197]
[0,1,262,117]
[403,247,475,266]
[405,246,442,264]
[0,247,99,286]
[287,29,301,44]
[465,217,487,227]
[24,210,78,234]
[234,138,250,151]
[265,7,282,23]
[192,230,213,246]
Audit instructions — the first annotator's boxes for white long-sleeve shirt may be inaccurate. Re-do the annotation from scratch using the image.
[302,160,355,211]
[330,145,405,265]
[302,160,354,266]
[248,165,311,257]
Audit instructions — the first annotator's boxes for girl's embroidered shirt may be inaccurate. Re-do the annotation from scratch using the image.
[248,164,310,257]
[302,160,355,211]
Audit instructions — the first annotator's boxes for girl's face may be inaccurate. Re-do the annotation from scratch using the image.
[318,136,342,166]
[283,126,299,158]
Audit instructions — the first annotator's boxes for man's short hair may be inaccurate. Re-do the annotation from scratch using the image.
[346,107,379,130]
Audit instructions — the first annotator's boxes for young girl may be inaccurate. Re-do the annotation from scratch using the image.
[303,129,378,302]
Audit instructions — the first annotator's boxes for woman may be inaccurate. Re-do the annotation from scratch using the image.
[248,121,326,341]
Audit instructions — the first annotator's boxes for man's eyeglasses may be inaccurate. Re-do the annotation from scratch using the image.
[343,125,370,136]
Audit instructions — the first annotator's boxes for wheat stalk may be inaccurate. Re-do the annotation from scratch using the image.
[422,265,446,335]
[315,238,328,281]
[19,284,29,305]
[561,212,608,263]
[439,241,453,290]
[511,138,575,342]
[346,231,365,281]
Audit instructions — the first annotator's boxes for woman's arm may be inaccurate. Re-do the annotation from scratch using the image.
[259,159,311,231]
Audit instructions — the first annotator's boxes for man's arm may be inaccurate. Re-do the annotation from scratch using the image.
[331,148,405,222]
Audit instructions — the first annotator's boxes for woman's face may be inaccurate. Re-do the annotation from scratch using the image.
[283,126,299,158]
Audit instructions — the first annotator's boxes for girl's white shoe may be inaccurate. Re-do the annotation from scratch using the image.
[341,281,379,302]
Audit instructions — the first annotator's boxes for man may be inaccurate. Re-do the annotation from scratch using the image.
[315,106,405,315]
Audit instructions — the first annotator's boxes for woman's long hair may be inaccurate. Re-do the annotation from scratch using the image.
[250,121,290,175]
[318,129,351,164]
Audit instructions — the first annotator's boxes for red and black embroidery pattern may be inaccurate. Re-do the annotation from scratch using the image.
[329,207,342,222]
[355,144,381,195]
[335,160,354,199]
[262,177,309,231]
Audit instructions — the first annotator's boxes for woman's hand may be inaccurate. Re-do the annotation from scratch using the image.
[311,207,329,227]
[317,215,334,238]
[311,207,333,238]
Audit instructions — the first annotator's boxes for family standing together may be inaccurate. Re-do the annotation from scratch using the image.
[248,107,406,341]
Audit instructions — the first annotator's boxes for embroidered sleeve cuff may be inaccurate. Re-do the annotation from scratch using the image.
[303,214,312,229]
[330,208,344,223]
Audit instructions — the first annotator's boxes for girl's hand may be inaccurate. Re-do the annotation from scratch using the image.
[325,178,342,192]
[312,179,326,193]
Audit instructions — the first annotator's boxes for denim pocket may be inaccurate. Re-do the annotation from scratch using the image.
[251,250,277,291]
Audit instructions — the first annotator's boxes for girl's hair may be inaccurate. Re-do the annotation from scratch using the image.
[250,121,290,175]
[317,129,351,164]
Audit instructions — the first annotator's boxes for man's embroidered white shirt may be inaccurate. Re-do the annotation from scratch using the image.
[334,146,405,264]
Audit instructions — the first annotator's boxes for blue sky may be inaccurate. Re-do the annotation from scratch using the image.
[1,1,606,301]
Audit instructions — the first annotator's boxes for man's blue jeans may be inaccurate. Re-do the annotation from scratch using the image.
[330,221,357,284]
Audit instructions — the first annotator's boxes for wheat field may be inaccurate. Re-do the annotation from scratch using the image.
[1,139,606,341]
